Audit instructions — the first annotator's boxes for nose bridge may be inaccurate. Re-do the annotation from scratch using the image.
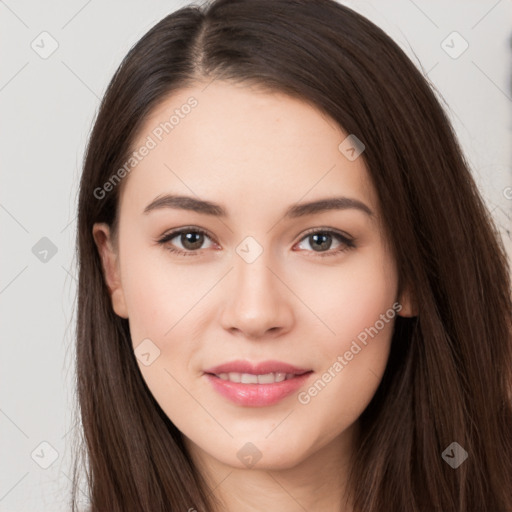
[235,246,276,298]
[219,237,294,337]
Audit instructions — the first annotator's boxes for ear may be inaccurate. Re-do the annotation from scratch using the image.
[92,223,129,319]
[396,282,417,318]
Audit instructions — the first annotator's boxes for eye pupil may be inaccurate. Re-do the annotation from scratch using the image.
[182,232,204,250]
[310,233,332,251]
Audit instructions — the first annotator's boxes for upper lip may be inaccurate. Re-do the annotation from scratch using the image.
[204,360,312,376]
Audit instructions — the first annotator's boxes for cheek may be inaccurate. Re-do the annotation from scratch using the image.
[118,247,208,429]
[120,244,206,344]
[292,248,398,415]
[297,247,398,356]
[118,244,213,410]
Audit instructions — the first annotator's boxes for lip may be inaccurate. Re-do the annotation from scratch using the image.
[203,360,311,376]
[203,360,313,407]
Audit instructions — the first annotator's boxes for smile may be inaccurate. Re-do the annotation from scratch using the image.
[215,371,301,384]
[203,360,314,407]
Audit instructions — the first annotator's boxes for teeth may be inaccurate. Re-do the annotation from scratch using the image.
[258,372,276,384]
[216,372,296,384]
[228,372,241,383]
[240,373,258,384]
[274,372,286,383]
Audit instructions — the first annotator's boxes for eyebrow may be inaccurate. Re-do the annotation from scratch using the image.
[143,194,374,218]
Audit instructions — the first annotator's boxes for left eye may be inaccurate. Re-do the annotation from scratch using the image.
[156,228,355,257]
[294,230,355,256]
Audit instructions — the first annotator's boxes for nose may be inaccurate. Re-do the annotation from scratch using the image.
[219,249,295,340]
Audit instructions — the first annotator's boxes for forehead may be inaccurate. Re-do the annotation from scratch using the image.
[121,80,377,218]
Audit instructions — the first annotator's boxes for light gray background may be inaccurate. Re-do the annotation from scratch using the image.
[1,0,511,510]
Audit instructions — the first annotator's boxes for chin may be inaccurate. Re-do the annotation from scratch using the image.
[223,439,313,472]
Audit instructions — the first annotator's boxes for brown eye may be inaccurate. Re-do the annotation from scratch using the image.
[307,233,334,251]
[179,231,206,250]
[157,228,215,256]
[295,229,355,257]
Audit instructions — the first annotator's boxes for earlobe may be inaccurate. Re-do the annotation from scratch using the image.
[92,223,129,319]
[397,284,418,318]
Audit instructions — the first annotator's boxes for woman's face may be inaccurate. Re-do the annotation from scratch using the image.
[93,80,411,472]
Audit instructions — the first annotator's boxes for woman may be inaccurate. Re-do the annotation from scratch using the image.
[72,0,512,510]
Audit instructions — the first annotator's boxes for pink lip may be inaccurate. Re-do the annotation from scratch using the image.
[203,360,313,407]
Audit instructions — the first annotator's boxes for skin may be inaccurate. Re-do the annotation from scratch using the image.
[93,80,415,512]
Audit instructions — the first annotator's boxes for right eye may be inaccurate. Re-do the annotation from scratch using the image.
[157,227,217,256]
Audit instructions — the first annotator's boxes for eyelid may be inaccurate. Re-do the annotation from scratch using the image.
[298,226,354,243]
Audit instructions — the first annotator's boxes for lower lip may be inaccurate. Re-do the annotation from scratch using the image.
[204,372,313,407]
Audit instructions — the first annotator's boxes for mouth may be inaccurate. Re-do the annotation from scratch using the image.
[203,360,314,407]
[210,371,308,384]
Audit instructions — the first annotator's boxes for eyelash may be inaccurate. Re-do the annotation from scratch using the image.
[156,226,356,258]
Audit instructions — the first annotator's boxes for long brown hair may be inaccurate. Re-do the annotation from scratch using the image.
[72,0,512,510]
